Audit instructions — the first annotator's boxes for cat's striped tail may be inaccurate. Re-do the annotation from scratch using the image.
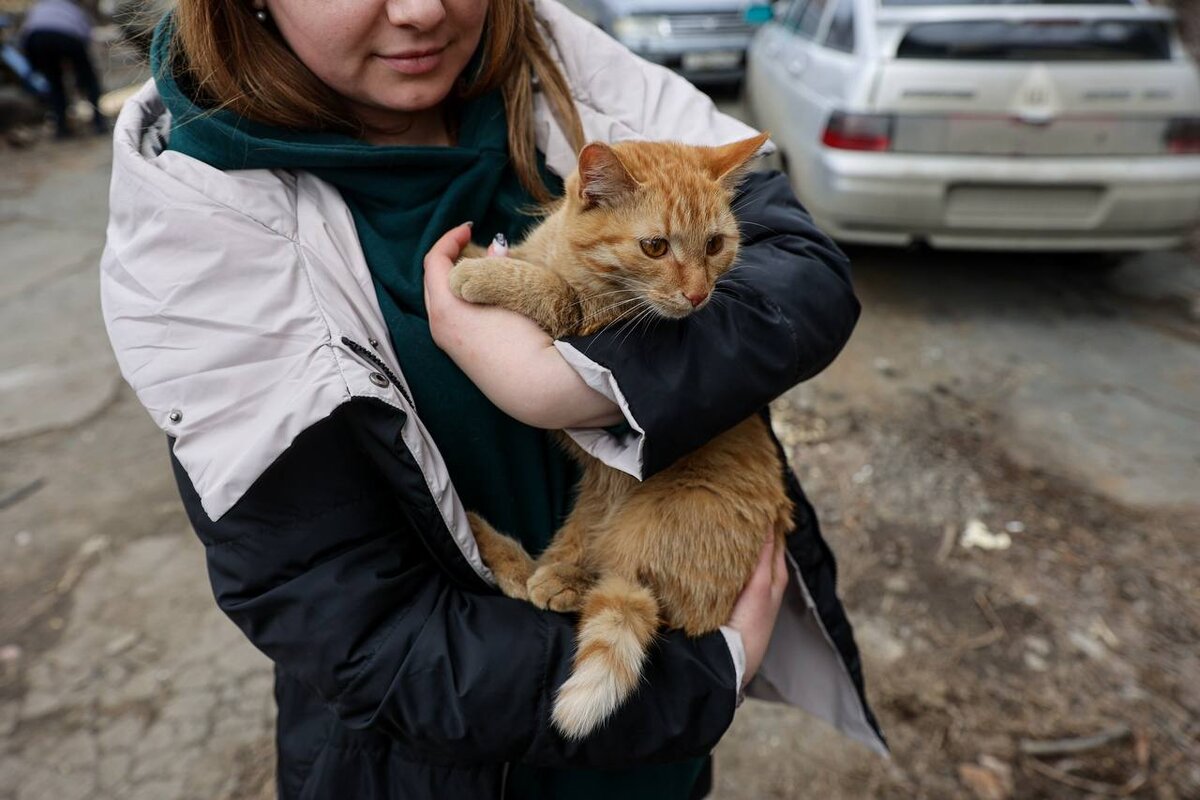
[551,574,660,740]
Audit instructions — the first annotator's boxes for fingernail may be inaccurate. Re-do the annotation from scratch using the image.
[463,221,474,228]
[491,232,509,257]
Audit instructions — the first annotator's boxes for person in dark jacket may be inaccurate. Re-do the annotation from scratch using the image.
[99,0,886,797]
[20,0,105,137]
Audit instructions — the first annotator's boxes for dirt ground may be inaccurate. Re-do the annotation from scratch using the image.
[713,249,1200,798]
[3,29,1200,800]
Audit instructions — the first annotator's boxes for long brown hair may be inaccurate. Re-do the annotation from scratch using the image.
[172,0,585,202]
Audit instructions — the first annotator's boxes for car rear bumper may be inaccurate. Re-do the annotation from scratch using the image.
[803,151,1200,251]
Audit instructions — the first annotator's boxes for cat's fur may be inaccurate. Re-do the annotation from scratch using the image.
[449,133,794,740]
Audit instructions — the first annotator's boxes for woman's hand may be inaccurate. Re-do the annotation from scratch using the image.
[423,224,623,429]
[726,533,789,689]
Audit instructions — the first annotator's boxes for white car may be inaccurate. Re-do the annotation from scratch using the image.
[746,0,1200,251]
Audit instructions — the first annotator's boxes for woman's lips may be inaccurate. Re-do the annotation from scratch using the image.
[377,46,446,76]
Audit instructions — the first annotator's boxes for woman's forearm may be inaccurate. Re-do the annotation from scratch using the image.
[424,223,623,430]
[445,308,622,429]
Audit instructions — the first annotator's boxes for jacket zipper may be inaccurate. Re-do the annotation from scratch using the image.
[341,336,416,408]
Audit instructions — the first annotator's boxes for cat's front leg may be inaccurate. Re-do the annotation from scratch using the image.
[527,563,593,613]
[468,512,533,601]
[525,482,606,613]
[449,257,580,337]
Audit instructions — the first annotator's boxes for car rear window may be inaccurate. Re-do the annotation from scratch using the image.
[896,19,1172,60]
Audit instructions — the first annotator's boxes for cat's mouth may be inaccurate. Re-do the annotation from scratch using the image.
[652,291,711,319]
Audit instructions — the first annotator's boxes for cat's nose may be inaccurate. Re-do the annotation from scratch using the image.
[684,290,709,308]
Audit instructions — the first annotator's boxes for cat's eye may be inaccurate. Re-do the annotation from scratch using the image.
[640,238,669,258]
[705,235,724,256]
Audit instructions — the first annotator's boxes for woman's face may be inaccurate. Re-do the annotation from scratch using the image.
[264,0,488,132]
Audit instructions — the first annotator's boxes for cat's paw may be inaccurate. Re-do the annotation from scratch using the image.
[527,563,592,613]
[468,512,532,601]
[448,258,503,305]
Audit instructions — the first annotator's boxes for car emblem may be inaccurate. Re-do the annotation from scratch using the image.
[1013,65,1059,124]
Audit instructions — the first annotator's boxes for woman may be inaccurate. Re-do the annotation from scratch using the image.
[100,0,886,797]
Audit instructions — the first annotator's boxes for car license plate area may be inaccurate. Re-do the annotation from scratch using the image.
[945,185,1105,229]
[682,50,741,72]
[942,118,1133,157]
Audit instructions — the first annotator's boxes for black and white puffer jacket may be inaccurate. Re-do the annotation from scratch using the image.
[100,2,886,797]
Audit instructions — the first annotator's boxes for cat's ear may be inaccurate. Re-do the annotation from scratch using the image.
[706,132,771,190]
[577,143,638,209]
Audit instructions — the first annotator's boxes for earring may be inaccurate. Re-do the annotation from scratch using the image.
[254,7,268,22]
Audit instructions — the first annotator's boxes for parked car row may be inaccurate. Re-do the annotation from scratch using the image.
[744,0,1200,251]
[585,0,1200,252]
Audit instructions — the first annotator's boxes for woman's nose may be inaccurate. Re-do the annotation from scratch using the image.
[384,0,448,29]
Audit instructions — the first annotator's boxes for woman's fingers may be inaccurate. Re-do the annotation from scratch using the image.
[729,532,775,625]
[748,533,775,590]
[423,222,474,314]
[727,530,788,689]
[771,536,789,600]
[424,222,473,272]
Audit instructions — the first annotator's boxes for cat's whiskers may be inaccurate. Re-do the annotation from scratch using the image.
[591,297,649,332]
[569,288,637,312]
[578,295,644,326]
[592,297,651,338]
[605,274,655,294]
[722,263,769,279]
[736,220,778,236]
[708,287,735,312]
[581,300,654,354]
[729,190,764,215]
[611,302,662,353]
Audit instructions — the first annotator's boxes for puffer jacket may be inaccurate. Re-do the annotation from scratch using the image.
[100,1,886,797]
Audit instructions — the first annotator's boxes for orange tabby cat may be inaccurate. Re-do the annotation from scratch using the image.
[448,132,793,739]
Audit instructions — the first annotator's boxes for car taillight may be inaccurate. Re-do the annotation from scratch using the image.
[821,112,894,152]
[1165,117,1200,154]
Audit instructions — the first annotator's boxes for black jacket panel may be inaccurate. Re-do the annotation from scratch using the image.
[564,170,860,477]
[170,400,737,792]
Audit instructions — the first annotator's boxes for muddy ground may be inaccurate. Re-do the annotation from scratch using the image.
[2,34,1200,800]
[717,249,1200,798]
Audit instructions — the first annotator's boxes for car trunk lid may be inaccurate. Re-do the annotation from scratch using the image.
[866,4,1200,156]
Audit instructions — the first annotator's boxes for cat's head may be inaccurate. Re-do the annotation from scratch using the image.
[561,133,770,320]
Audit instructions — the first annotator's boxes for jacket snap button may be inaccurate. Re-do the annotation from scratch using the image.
[369,372,389,388]
[368,336,380,348]
[168,410,182,424]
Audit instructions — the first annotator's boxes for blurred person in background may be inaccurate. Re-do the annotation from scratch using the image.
[98,0,885,797]
[20,0,105,137]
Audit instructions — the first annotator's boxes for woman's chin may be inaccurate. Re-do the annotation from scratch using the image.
[375,83,453,114]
